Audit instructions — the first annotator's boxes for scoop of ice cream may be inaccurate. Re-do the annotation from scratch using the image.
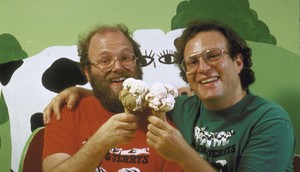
[145,83,178,112]
[119,89,138,111]
[119,78,149,112]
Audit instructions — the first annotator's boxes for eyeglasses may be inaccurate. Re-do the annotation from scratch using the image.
[180,48,228,74]
[88,53,137,72]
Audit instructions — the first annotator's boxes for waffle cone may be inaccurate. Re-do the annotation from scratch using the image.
[151,109,166,121]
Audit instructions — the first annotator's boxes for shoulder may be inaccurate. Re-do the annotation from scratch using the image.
[57,96,102,122]
[77,96,100,106]
[249,93,290,120]
[247,93,294,135]
[74,96,103,112]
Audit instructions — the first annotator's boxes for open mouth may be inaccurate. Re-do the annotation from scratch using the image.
[200,77,219,84]
[110,77,127,83]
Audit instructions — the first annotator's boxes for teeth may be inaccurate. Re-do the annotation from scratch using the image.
[201,77,218,84]
[112,77,126,82]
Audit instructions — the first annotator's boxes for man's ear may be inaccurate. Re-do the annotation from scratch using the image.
[84,68,91,82]
[235,54,244,73]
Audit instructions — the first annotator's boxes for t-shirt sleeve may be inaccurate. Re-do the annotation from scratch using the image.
[42,106,78,160]
[237,107,295,171]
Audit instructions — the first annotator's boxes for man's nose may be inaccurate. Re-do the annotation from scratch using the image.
[197,57,212,72]
[111,58,123,71]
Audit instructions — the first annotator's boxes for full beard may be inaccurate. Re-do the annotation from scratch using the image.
[89,75,124,113]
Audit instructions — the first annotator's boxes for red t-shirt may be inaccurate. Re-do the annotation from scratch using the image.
[43,96,182,172]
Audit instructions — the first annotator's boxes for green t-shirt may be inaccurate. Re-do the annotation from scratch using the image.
[167,92,295,172]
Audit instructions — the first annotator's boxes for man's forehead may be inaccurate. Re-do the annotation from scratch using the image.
[90,31,132,49]
[97,42,131,50]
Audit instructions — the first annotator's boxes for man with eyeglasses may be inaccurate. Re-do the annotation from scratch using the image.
[42,24,183,172]
[146,20,294,171]
[43,21,295,171]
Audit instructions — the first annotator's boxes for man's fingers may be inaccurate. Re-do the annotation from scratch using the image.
[52,104,62,120]
[122,121,139,130]
[147,122,163,137]
[147,115,166,129]
[118,113,140,122]
[66,94,79,110]
[43,111,51,125]
[146,129,159,141]
[43,104,53,125]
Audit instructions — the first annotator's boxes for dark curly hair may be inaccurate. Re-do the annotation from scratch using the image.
[77,23,143,79]
[174,20,255,90]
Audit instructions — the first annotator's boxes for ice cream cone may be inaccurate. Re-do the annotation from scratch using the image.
[145,83,178,120]
[119,78,149,113]
[151,109,166,121]
[124,107,131,114]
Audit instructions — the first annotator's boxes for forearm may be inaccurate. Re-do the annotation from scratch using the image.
[176,144,217,172]
[77,87,94,97]
[43,134,109,172]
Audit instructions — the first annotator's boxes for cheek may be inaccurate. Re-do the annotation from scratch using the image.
[89,70,106,81]
[186,73,194,82]
[218,60,237,77]
[186,74,197,89]
[220,64,240,85]
[130,66,142,78]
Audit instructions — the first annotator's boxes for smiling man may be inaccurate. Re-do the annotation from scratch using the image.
[42,24,182,172]
[146,20,295,171]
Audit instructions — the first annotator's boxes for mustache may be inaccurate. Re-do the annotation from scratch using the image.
[105,73,133,82]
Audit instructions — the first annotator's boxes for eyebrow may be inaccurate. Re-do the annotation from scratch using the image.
[187,48,226,58]
[95,49,133,60]
[187,50,206,59]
